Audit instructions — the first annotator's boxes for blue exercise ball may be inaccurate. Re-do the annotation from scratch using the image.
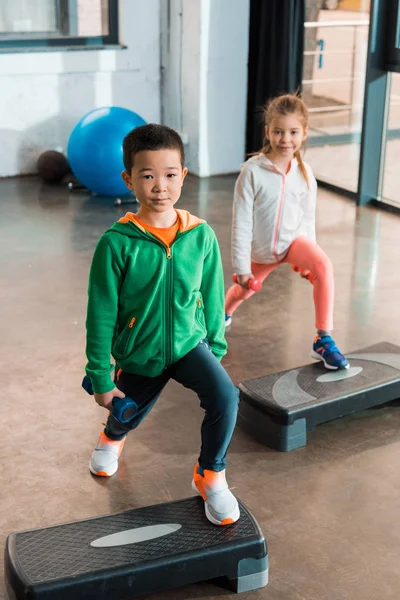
[67,107,146,196]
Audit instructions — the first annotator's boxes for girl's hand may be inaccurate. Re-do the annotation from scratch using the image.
[94,387,125,410]
[291,264,314,284]
[237,273,254,288]
[300,268,311,279]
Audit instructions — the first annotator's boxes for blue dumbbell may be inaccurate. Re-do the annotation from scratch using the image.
[82,375,137,424]
[111,396,137,424]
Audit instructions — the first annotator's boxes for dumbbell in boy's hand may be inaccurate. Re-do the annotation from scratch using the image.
[82,375,137,424]
[94,387,125,410]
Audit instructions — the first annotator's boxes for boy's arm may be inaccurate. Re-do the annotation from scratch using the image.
[232,167,255,275]
[200,229,228,361]
[85,235,123,394]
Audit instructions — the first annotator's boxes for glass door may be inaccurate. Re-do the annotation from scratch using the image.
[303,0,370,192]
[380,73,400,206]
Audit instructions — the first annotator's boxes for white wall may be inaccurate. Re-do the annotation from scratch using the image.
[160,0,183,133]
[191,0,250,177]
[162,0,250,177]
[0,0,161,177]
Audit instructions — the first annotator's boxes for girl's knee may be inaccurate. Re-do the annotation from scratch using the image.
[235,284,254,301]
[313,254,333,279]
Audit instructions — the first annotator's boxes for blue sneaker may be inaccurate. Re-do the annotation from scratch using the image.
[312,335,349,370]
[225,314,232,328]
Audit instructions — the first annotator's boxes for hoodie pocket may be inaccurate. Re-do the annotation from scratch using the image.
[115,316,136,357]
[194,294,206,331]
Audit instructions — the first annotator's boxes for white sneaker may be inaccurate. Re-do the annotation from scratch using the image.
[192,463,240,526]
[89,432,126,477]
[225,315,232,328]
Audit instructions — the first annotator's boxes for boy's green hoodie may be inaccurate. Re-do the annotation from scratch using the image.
[86,209,227,393]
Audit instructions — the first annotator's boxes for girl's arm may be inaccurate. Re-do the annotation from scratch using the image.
[232,167,255,275]
[304,172,317,243]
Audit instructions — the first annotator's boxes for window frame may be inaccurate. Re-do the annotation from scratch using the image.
[0,0,119,52]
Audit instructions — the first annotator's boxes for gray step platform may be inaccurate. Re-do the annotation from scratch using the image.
[238,342,400,451]
[5,496,268,599]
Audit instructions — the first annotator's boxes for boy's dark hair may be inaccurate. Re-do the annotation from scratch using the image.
[123,123,185,171]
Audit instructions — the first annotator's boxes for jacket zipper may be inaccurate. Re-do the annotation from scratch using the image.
[273,175,286,261]
[165,245,173,366]
[141,231,192,368]
[162,233,193,367]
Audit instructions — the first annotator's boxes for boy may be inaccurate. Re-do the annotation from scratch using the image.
[85,124,240,526]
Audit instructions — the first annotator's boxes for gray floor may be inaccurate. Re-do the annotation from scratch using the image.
[1,174,400,599]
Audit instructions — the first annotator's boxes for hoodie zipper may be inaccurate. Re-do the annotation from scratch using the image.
[163,232,194,366]
[149,234,188,368]
[165,244,173,366]
[129,234,175,367]
[273,175,286,261]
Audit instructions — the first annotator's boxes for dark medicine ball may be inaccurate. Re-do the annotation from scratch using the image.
[36,150,70,183]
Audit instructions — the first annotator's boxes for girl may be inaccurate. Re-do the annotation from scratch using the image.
[225,94,348,370]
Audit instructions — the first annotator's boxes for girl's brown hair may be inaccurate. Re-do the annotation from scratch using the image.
[258,93,309,186]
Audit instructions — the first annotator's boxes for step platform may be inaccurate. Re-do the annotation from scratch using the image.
[238,342,400,451]
[5,496,268,600]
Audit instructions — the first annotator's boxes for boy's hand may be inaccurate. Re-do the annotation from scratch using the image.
[94,387,125,410]
[237,274,254,288]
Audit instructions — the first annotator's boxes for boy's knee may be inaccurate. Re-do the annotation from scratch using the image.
[214,382,239,415]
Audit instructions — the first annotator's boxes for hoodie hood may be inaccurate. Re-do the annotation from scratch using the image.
[109,209,204,238]
[243,153,298,175]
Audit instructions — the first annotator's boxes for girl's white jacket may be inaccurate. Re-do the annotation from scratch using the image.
[232,153,317,274]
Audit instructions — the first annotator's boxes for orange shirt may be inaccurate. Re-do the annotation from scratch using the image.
[135,215,180,248]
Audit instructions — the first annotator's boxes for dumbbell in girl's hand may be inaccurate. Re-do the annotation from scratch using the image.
[232,273,262,292]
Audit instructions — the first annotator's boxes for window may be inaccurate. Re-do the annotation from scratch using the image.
[381,72,400,206]
[300,0,400,208]
[0,0,118,51]
[302,0,370,193]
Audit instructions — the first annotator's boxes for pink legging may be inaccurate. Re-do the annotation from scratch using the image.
[225,237,334,331]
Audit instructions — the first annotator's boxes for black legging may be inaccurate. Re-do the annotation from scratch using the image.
[105,341,239,472]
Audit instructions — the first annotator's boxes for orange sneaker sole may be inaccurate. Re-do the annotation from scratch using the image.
[96,471,111,477]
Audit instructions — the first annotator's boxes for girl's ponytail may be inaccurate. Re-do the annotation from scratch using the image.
[294,149,309,187]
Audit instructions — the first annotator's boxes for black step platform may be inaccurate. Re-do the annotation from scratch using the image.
[5,496,268,600]
[238,342,400,451]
